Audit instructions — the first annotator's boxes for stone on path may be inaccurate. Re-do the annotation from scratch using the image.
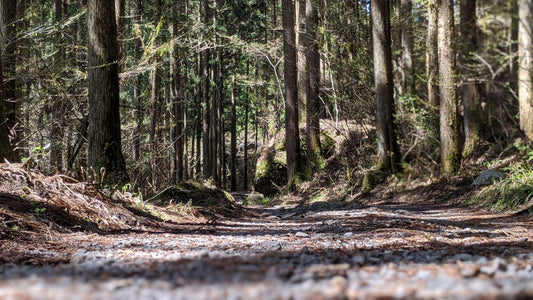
[472,169,505,185]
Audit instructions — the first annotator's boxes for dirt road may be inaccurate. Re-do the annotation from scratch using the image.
[1,201,532,299]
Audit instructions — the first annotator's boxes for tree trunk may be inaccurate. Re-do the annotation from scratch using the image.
[371,0,400,174]
[0,0,20,162]
[400,0,414,95]
[244,65,250,191]
[115,0,125,73]
[87,0,129,184]
[218,58,224,187]
[196,48,203,177]
[132,0,143,163]
[230,58,238,191]
[437,0,461,174]
[282,0,303,187]
[0,37,15,162]
[171,1,185,183]
[149,0,163,186]
[305,0,321,169]
[426,0,439,108]
[210,53,220,185]
[296,0,307,117]
[201,0,211,178]
[15,0,27,159]
[508,0,519,91]
[50,0,65,171]
[460,0,481,155]
[518,0,533,140]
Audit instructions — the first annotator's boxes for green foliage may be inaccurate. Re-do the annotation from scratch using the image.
[34,207,46,215]
[396,94,440,175]
[21,144,50,171]
[469,143,533,213]
[243,193,270,206]
[362,169,389,192]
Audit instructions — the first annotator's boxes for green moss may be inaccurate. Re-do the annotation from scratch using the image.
[255,157,273,179]
[243,192,270,206]
[273,151,287,165]
[362,169,389,192]
[309,192,327,203]
[222,190,235,203]
[274,140,286,152]
[320,132,336,158]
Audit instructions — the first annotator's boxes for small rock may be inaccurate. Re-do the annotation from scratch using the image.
[344,232,355,239]
[472,169,505,185]
[70,249,87,264]
[457,261,480,278]
[366,256,382,264]
[281,212,297,219]
[480,257,508,276]
[351,255,365,265]
[321,241,333,248]
[263,241,282,251]
[330,275,348,289]
[295,231,310,238]
[451,253,473,262]
[475,256,489,265]
[187,260,204,271]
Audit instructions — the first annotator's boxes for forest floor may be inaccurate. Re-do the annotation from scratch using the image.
[1,162,533,299]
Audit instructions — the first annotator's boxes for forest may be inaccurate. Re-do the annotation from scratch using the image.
[0,0,533,298]
[0,0,531,204]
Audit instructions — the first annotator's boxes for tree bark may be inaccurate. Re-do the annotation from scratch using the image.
[296,0,307,117]
[201,0,211,178]
[437,0,461,174]
[400,0,414,95]
[426,0,439,108]
[50,0,65,171]
[87,0,129,184]
[282,0,303,187]
[115,0,125,73]
[210,52,220,185]
[0,0,20,162]
[371,0,400,174]
[230,58,238,191]
[132,0,143,163]
[508,0,519,91]
[460,0,481,155]
[15,0,27,159]
[171,1,185,183]
[149,0,163,186]
[244,65,250,191]
[0,36,15,162]
[305,0,321,169]
[518,0,533,140]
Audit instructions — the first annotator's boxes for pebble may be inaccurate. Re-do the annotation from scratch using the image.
[263,241,282,251]
[351,255,365,265]
[295,231,310,238]
[2,204,533,299]
[344,232,355,239]
[480,258,507,276]
[450,253,474,262]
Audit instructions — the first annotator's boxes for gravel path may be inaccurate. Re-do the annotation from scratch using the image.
[1,201,532,299]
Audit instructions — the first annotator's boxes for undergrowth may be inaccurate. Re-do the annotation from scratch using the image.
[468,142,533,213]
